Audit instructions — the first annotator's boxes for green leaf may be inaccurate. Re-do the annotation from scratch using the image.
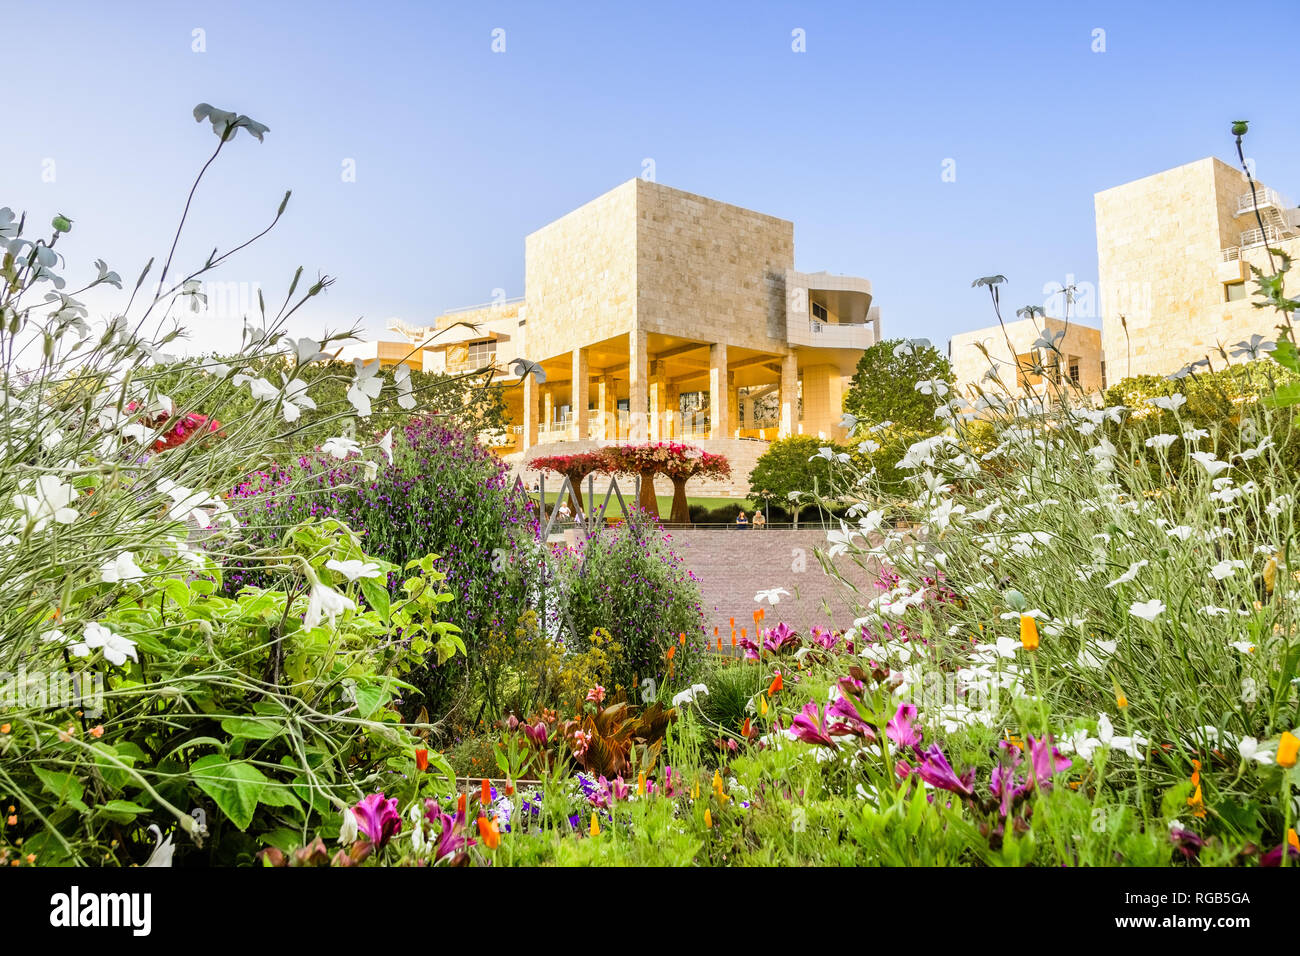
[1273,338,1300,373]
[219,717,282,741]
[190,755,269,830]
[162,578,192,608]
[94,799,151,822]
[34,767,88,812]
[1264,380,1300,408]
[359,577,390,620]
[352,682,389,719]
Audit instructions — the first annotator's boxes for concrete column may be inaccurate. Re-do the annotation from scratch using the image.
[709,343,729,439]
[628,329,648,441]
[727,371,739,439]
[649,360,667,441]
[571,347,589,440]
[522,369,539,450]
[741,394,753,430]
[596,375,612,440]
[779,351,799,438]
[542,388,554,438]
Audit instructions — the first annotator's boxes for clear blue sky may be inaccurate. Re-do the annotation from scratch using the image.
[6,0,1298,354]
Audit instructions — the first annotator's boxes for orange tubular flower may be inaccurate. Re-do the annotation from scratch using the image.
[716,637,723,652]
[638,771,647,796]
[1019,615,1039,651]
[589,812,600,837]
[704,808,713,829]
[1278,731,1299,768]
[759,694,768,717]
[768,672,783,696]
[666,645,676,662]
[742,717,751,738]
[481,778,492,807]
[729,617,735,629]
[731,631,737,648]
[1289,829,1299,853]
[477,814,500,849]
[457,792,467,815]
[415,748,429,772]
[679,632,686,647]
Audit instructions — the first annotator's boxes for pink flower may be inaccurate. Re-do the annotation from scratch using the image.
[572,730,592,758]
[788,701,838,749]
[885,702,922,749]
[351,792,402,847]
[914,745,975,797]
[586,685,606,705]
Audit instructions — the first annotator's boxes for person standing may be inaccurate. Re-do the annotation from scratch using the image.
[753,510,766,530]
[735,510,748,529]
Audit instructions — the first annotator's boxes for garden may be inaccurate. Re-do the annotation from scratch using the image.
[2,105,1299,872]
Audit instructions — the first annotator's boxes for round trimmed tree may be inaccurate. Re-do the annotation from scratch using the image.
[659,447,731,523]
[529,450,608,511]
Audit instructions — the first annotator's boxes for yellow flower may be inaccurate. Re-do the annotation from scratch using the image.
[1278,731,1299,768]
[589,812,600,837]
[704,808,713,829]
[1019,615,1039,651]
[759,694,768,717]
[637,771,647,796]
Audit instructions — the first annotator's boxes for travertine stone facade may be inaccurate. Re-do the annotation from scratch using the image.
[385,178,880,492]
[949,317,1103,398]
[1095,157,1300,381]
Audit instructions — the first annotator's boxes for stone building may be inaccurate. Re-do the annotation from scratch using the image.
[948,317,1103,400]
[373,178,881,494]
[1094,157,1300,382]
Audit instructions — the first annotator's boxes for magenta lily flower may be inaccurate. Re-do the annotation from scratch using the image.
[788,701,838,749]
[424,800,474,862]
[1027,735,1072,788]
[763,622,800,653]
[523,721,548,746]
[914,744,975,796]
[810,626,840,652]
[886,702,923,749]
[351,792,402,847]
[611,776,630,801]
[826,695,875,738]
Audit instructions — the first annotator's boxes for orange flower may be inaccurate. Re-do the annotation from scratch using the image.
[1279,731,1299,768]
[759,694,768,717]
[477,814,500,849]
[713,625,719,637]
[741,628,747,640]
[729,617,735,628]
[704,808,713,829]
[679,632,686,646]
[752,609,761,623]
[1115,692,1128,709]
[1289,829,1299,853]
[481,778,492,806]
[457,792,467,815]
[742,717,751,738]
[637,771,647,796]
[716,637,722,652]
[1019,615,1039,651]
[0,724,9,734]
[666,645,676,661]
[589,812,600,837]
[5,814,14,826]
[415,748,429,772]
[768,672,783,696]
[730,631,737,648]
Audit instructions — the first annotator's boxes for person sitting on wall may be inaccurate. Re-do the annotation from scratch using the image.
[556,501,573,522]
[735,510,748,529]
[752,511,766,530]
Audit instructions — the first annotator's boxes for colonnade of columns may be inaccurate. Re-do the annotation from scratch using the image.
[520,331,800,451]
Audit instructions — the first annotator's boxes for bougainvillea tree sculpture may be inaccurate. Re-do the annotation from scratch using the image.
[603,442,730,522]
[529,450,609,512]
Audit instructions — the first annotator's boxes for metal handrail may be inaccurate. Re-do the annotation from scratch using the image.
[1237,187,1285,215]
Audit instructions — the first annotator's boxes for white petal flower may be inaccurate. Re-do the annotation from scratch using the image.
[1209,559,1246,581]
[1106,560,1148,589]
[754,587,791,605]
[1228,640,1255,654]
[304,582,356,629]
[83,622,138,667]
[1143,433,1178,450]
[1237,737,1273,764]
[1128,598,1165,622]
[100,551,146,585]
[1190,451,1231,477]
[325,559,383,582]
[320,436,362,459]
[377,429,394,465]
[671,684,709,708]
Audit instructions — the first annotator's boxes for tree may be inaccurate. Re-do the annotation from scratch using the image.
[529,450,609,511]
[748,435,843,525]
[843,338,954,432]
[658,448,731,523]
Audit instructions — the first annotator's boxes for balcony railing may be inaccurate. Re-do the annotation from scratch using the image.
[787,319,874,349]
[1240,224,1288,248]
[1237,187,1287,215]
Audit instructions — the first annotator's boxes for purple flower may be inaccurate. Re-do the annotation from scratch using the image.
[914,745,975,797]
[424,800,474,861]
[788,701,838,749]
[1027,735,1072,788]
[351,792,402,847]
[826,695,874,739]
[885,702,922,749]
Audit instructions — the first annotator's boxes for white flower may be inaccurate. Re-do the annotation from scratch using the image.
[1241,678,1258,705]
[857,439,880,455]
[914,378,949,397]
[1097,712,1149,760]
[321,436,362,459]
[1128,598,1165,621]
[1144,433,1177,450]
[1147,394,1186,412]
[671,684,709,708]
[347,359,384,417]
[1076,639,1118,670]
[100,551,146,585]
[1237,737,1273,764]
[83,622,138,667]
[1209,559,1246,581]
[1190,451,1231,477]
[338,806,359,845]
[1228,640,1255,654]
[377,429,394,464]
[1165,525,1195,541]
[236,375,280,403]
[1182,428,1210,442]
[13,475,79,530]
[1106,560,1148,589]
[754,587,791,605]
[1200,605,1231,617]
[304,582,357,629]
[281,377,317,423]
[1265,494,1293,518]
[1238,436,1274,461]
[325,559,383,582]
[393,366,417,411]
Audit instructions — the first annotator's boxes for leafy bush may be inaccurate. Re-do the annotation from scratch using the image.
[228,418,538,718]
[547,512,705,695]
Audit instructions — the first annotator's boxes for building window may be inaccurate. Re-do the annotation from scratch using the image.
[1068,355,1081,384]
[466,338,497,366]
[1224,281,1247,303]
[811,302,828,321]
